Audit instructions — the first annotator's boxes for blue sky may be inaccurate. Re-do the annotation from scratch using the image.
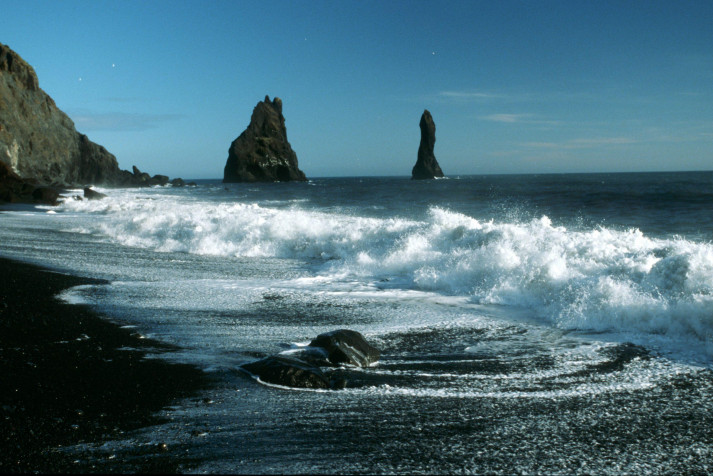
[3,0,712,178]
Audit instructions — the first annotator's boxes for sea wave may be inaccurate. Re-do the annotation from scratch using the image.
[59,196,713,343]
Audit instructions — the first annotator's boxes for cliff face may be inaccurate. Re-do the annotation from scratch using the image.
[0,42,124,187]
[411,110,444,180]
[223,96,307,183]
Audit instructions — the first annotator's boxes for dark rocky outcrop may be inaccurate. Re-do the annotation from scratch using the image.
[168,177,195,187]
[1,42,120,187]
[122,166,172,187]
[309,329,380,367]
[0,160,58,205]
[411,110,444,180]
[0,42,186,201]
[107,165,192,188]
[241,355,334,389]
[132,165,152,185]
[240,329,379,390]
[223,96,307,183]
[31,186,60,205]
[83,187,107,201]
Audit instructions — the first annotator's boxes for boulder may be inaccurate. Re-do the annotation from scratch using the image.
[83,187,107,200]
[239,329,379,390]
[411,110,444,180]
[308,329,380,367]
[223,96,307,183]
[241,355,333,389]
[151,174,170,186]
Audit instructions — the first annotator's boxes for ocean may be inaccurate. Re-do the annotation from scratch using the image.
[1,171,713,473]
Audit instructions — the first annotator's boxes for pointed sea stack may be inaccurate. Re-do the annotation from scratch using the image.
[411,110,444,180]
[223,96,307,183]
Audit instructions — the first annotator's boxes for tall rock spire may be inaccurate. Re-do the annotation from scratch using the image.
[411,110,444,180]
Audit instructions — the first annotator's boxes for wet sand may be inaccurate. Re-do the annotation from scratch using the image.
[0,256,209,473]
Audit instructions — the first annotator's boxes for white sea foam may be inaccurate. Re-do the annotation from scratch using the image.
[349,376,659,399]
[57,195,713,344]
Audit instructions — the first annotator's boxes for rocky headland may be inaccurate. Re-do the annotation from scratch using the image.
[411,109,444,180]
[223,96,307,183]
[0,42,185,204]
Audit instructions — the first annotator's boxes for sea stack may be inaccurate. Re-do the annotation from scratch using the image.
[223,96,307,183]
[411,109,444,180]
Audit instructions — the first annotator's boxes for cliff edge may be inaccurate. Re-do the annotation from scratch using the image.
[0,42,125,186]
[0,42,185,203]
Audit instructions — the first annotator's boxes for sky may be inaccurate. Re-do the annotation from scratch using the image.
[2,0,712,178]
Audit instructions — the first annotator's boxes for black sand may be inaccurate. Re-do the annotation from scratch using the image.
[0,257,209,473]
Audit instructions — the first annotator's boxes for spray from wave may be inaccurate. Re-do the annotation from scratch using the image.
[59,196,713,343]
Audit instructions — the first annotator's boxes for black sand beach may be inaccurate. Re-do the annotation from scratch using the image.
[0,257,209,473]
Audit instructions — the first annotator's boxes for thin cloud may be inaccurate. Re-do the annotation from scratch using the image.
[438,90,503,100]
[480,113,561,126]
[522,141,561,149]
[104,97,145,103]
[438,89,596,104]
[70,111,183,131]
[481,113,529,123]
[570,137,637,145]
[521,137,637,149]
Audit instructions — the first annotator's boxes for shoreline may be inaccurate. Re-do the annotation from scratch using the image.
[0,256,210,473]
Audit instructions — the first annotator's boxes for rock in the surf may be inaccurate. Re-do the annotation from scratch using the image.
[411,109,444,180]
[83,187,107,200]
[223,96,307,183]
[308,329,380,367]
[240,329,379,389]
[241,355,333,389]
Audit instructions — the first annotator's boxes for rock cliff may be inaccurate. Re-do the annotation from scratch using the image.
[0,42,185,203]
[223,96,307,183]
[411,109,444,180]
[0,42,125,186]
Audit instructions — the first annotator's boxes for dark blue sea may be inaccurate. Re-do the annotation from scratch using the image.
[2,171,713,473]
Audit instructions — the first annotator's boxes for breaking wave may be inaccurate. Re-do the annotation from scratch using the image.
[59,195,713,344]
